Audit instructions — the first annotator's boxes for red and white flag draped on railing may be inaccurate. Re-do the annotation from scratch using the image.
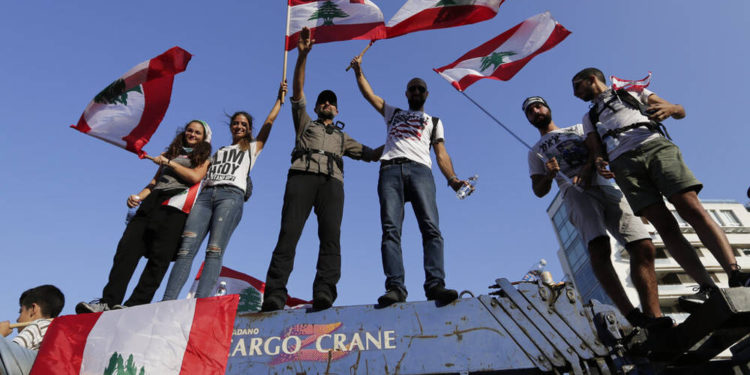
[434,12,571,91]
[285,0,386,51]
[187,264,311,313]
[71,47,192,158]
[31,296,239,375]
[385,0,504,39]
[611,72,652,91]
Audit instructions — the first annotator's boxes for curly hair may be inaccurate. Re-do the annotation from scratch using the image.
[164,120,212,166]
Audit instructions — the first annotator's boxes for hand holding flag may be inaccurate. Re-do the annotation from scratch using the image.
[285,0,386,51]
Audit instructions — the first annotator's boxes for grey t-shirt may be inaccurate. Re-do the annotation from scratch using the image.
[582,88,661,161]
[528,124,609,194]
[154,154,193,192]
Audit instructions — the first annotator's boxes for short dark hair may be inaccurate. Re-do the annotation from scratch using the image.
[19,285,65,318]
[573,67,605,84]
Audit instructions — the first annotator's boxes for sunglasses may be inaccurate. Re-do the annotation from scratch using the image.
[408,86,426,94]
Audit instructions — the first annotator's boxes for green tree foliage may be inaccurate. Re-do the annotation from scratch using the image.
[102,352,146,375]
[479,51,516,72]
[237,286,263,313]
[308,1,349,26]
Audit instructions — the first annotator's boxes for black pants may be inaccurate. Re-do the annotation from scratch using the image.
[102,191,187,307]
[264,171,344,306]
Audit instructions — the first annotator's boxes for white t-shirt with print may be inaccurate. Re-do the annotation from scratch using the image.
[528,124,610,195]
[381,103,445,168]
[205,142,261,193]
[582,88,661,161]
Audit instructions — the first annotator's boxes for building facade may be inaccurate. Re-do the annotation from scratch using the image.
[549,192,750,323]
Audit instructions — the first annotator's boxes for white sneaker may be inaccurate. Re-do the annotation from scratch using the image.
[75,299,110,314]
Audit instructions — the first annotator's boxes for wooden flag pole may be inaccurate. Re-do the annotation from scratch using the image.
[281,2,292,104]
[10,320,47,329]
[345,40,375,72]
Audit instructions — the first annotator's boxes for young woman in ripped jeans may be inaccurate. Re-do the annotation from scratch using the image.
[162,82,287,300]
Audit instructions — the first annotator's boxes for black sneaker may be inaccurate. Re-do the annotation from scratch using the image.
[312,293,333,310]
[729,269,750,287]
[678,285,719,313]
[426,285,458,305]
[377,289,406,307]
[75,299,110,314]
[260,296,284,312]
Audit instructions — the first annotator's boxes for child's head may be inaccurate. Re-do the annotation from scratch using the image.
[18,285,64,322]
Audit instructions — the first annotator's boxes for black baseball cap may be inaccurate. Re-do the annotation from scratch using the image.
[316,90,338,107]
[522,96,548,113]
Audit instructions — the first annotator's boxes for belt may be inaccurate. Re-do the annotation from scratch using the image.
[380,157,413,166]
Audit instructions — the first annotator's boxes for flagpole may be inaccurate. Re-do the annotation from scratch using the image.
[10,320,47,329]
[459,91,579,189]
[281,1,292,104]
[345,40,375,71]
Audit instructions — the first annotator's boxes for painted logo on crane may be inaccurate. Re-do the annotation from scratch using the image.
[230,322,397,364]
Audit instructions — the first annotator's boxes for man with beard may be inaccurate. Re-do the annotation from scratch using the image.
[261,27,381,312]
[349,55,470,307]
[524,96,672,330]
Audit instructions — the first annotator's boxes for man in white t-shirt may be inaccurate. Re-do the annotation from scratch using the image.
[350,56,471,307]
[524,96,670,330]
[0,285,64,375]
[572,67,749,311]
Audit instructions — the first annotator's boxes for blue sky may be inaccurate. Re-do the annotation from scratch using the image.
[1,1,749,323]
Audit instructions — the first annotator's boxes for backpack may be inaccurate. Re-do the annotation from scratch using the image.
[588,89,671,141]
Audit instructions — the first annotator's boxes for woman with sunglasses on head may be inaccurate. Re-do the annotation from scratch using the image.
[76,120,213,313]
[162,82,287,300]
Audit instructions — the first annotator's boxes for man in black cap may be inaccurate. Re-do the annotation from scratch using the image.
[523,96,671,330]
[261,27,382,311]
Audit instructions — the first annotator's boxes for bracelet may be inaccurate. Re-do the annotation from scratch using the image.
[447,175,458,186]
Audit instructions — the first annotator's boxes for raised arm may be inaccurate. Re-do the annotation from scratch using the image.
[433,141,469,192]
[646,93,685,121]
[349,55,385,116]
[255,81,288,152]
[292,27,313,102]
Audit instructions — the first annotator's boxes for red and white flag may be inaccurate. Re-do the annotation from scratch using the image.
[286,0,386,51]
[385,0,504,39]
[187,264,311,313]
[611,72,652,91]
[71,47,192,157]
[31,296,239,375]
[163,181,203,214]
[434,12,571,91]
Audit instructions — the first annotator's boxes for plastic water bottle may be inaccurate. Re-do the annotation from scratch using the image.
[125,195,140,224]
[521,259,547,282]
[456,174,478,200]
[215,281,227,296]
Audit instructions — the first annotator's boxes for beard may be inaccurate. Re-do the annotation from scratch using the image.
[531,113,552,129]
[317,108,335,121]
[408,97,426,111]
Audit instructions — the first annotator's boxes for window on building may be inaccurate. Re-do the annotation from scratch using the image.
[658,273,681,285]
[708,210,725,226]
[738,248,750,257]
[719,210,741,227]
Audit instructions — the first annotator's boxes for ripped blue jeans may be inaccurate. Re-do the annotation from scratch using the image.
[162,185,244,300]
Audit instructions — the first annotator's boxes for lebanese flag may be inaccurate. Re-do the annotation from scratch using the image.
[434,12,571,91]
[162,180,203,214]
[71,47,192,158]
[611,72,652,91]
[30,296,239,375]
[186,264,311,312]
[285,0,386,51]
[385,0,504,39]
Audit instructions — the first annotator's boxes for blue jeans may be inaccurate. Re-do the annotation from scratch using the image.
[378,161,445,298]
[163,185,244,300]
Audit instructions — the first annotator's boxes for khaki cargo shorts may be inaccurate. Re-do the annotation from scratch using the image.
[609,137,702,215]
